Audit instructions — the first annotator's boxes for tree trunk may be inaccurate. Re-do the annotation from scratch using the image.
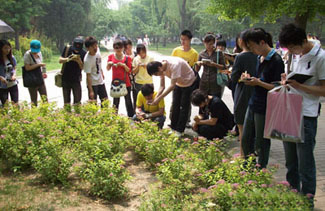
[294,12,309,30]
[178,0,187,31]
[15,31,20,51]
[163,37,167,47]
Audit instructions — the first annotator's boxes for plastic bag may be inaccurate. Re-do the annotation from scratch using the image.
[264,85,304,143]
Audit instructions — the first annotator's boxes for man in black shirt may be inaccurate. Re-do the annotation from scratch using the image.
[191,89,235,140]
[59,37,86,111]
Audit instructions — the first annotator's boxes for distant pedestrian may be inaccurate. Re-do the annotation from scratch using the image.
[0,40,18,106]
[137,37,143,45]
[23,40,48,106]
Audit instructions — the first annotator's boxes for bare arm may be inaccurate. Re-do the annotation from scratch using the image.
[288,80,325,97]
[149,78,176,105]
[86,73,94,99]
[156,75,165,98]
[196,117,218,126]
[24,63,45,71]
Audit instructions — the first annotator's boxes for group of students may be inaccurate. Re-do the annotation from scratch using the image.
[0,23,324,205]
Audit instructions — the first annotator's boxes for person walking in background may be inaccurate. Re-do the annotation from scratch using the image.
[84,36,108,104]
[231,30,258,157]
[137,37,143,45]
[147,56,198,135]
[107,39,134,117]
[241,28,284,168]
[59,37,86,111]
[133,84,166,129]
[279,23,325,206]
[23,40,48,106]
[0,40,18,106]
[196,34,226,98]
[132,44,154,110]
[143,34,150,49]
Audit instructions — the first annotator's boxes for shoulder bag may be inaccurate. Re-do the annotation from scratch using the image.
[22,52,44,88]
[55,45,70,87]
[216,50,229,86]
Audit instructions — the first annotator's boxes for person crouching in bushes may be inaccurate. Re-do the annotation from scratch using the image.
[132,84,166,129]
[191,89,235,140]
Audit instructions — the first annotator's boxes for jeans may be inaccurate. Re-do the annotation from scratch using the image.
[113,86,134,117]
[241,106,270,168]
[63,82,82,105]
[28,84,47,106]
[198,123,227,140]
[283,116,317,196]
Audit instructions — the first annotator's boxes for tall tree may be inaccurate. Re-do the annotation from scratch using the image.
[208,0,325,30]
[37,0,92,51]
[0,0,50,50]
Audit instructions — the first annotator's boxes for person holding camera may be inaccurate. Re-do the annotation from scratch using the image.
[0,40,18,106]
[59,37,86,111]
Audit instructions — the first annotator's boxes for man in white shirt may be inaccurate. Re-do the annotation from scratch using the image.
[279,23,325,206]
[84,36,108,103]
[147,57,198,134]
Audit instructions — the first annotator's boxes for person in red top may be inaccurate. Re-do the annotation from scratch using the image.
[107,39,134,117]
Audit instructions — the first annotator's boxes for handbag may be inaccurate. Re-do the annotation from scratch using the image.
[216,50,229,86]
[22,52,44,88]
[110,56,129,98]
[264,85,304,143]
[55,45,70,87]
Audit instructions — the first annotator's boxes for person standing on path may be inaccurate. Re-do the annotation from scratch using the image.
[84,36,108,104]
[147,56,198,135]
[23,40,48,106]
[241,28,284,169]
[279,23,325,205]
[59,37,86,111]
[0,40,18,106]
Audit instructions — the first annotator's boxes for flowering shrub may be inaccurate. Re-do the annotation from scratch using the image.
[0,102,311,208]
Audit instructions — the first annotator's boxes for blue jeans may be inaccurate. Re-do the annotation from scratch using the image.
[283,116,317,196]
[241,106,270,168]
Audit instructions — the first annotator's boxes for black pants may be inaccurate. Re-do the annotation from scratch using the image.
[0,85,19,105]
[63,82,82,105]
[198,123,227,140]
[89,84,108,102]
[28,83,47,106]
[113,86,134,117]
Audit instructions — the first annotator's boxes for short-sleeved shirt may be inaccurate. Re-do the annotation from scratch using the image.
[61,46,86,84]
[24,50,43,67]
[136,91,165,114]
[289,41,325,117]
[164,56,196,87]
[249,49,284,114]
[199,96,234,130]
[198,49,226,95]
[83,51,104,86]
[171,47,199,67]
[132,55,154,84]
[231,52,257,124]
[0,56,17,88]
[107,54,132,87]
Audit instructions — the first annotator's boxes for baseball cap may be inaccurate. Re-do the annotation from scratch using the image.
[72,37,84,51]
[30,40,41,53]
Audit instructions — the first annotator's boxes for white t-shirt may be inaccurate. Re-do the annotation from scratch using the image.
[290,41,325,117]
[84,51,104,86]
[163,56,195,87]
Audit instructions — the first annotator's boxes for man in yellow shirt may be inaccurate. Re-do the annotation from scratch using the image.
[171,30,199,128]
[133,84,166,129]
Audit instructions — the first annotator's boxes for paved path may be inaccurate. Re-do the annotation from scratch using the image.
[14,45,324,210]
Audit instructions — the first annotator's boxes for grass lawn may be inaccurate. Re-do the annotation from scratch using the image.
[150,43,205,55]
[16,54,62,76]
